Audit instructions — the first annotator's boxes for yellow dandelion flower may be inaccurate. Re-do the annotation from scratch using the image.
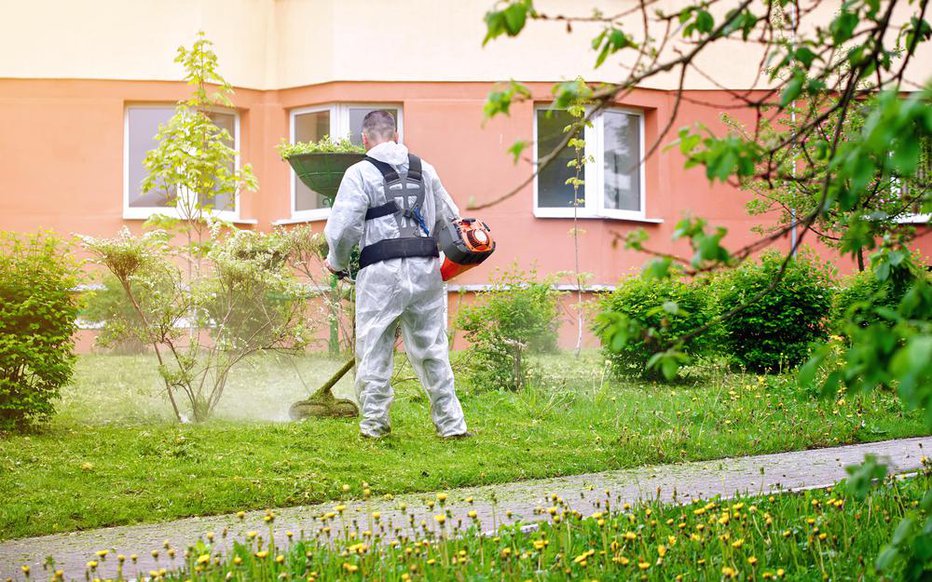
[722,566,737,578]
[434,514,446,525]
[197,554,210,565]
[638,561,650,570]
[437,493,447,502]
[468,510,478,519]
[615,556,631,565]
[732,539,744,549]
[748,556,758,565]
[86,561,98,570]
[343,563,359,573]
[372,512,381,520]
[275,555,285,564]
[336,505,346,513]
[233,556,243,566]
[236,511,245,520]
[255,551,268,559]
[777,568,786,577]
[658,545,667,557]
[624,531,637,541]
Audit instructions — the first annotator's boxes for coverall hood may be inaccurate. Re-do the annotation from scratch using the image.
[367,141,410,166]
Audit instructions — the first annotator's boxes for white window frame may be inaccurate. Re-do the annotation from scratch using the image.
[533,106,649,221]
[123,104,243,222]
[286,103,404,223]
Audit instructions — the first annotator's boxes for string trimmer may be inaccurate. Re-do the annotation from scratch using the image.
[289,269,359,420]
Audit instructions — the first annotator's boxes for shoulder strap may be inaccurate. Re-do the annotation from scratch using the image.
[364,156,401,182]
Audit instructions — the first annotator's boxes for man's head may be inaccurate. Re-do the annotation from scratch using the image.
[361,110,398,150]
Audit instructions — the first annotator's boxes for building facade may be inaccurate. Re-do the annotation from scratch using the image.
[2,0,929,349]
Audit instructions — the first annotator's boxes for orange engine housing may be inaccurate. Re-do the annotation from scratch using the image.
[438,218,495,281]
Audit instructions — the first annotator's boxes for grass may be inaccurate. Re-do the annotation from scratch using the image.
[0,350,927,541]
[38,471,932,581]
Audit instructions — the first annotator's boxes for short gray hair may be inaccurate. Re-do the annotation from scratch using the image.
[361,110,397,141]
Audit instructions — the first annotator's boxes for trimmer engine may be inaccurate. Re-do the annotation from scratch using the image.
[437,218,495,281]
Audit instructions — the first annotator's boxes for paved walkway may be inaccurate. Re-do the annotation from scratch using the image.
[2,436,929,579]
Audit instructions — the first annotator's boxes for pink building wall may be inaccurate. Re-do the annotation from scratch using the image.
[2,78,928,352]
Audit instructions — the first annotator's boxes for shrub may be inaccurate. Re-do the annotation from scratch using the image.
[0,232,80,431]
[455,265,561,391]
[81,274,148,354]
[831,264,917,336]
[715,249,834,373]
[596,274,718,380]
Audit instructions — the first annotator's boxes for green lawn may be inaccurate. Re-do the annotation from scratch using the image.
[0,351,927,540]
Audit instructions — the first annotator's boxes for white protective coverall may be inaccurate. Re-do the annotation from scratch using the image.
[324,141,468,438]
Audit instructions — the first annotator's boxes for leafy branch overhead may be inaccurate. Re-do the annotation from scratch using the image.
[483,1,930,575]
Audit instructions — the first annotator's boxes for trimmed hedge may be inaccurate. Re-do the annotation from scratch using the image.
[715,250,834,373]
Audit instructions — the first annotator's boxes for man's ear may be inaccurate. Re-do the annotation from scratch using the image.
[361,133,370,149]
[392,131,399,143]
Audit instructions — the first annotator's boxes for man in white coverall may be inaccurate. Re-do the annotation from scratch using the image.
[324,110,471,439]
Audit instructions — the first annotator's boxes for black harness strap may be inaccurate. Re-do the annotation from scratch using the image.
[364,156,401,183]
[358,237,439,269]
[358,153,436,270]
[365,200,399,220]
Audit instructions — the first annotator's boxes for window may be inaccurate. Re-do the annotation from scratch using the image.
[289,104,403,220]
[124,105,239,220]
[534,107,647,220]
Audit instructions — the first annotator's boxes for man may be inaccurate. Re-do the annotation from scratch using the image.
[324,110,471,439]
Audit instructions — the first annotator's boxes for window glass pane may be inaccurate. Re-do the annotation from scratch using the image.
[293,110,331,212]
[603,111,641,212]
[202,111,236,212]
[349,107,398,146]
[127,107,174,208]
[128,107,238,212]
[537,109,583,208]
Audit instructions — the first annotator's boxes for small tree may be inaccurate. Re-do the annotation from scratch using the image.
[84,227,315,422]
[0,232,80,431]
[81,34,309,422]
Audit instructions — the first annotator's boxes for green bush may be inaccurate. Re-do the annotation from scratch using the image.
[715,250,834,373]
[81,275,148,354]
[0,232,80,431]
[597,274,718,380]
[455,266,561,391]
[831,264,917,336]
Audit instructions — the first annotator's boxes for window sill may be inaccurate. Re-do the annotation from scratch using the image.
[533,211,663,224]
[122,215,258,226]
[272,215,330,226]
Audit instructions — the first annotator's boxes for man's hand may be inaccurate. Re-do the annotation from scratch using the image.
[324,259,340,275]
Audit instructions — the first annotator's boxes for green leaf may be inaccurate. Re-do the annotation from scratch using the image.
[781,74,805,107]
[507,140,529,164]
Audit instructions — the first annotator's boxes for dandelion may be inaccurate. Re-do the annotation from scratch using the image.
[468,510,478,519]
[437,493,447,503]
[732,539,744,549]
[276,555,285,564]
[748,556,758,565]
[638,561,650,570]
[343,563,359,573]
[86,561,98,570]
[435,514,446,525]
[233,556,243,566]
[197,554,210,565]
[336,504,346,513]
[372,512,381,520]
[777,568,786,577]
[623,531,637,541]
[722,566,738,578]
[21,565,30,576]
[658,545,667,557]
